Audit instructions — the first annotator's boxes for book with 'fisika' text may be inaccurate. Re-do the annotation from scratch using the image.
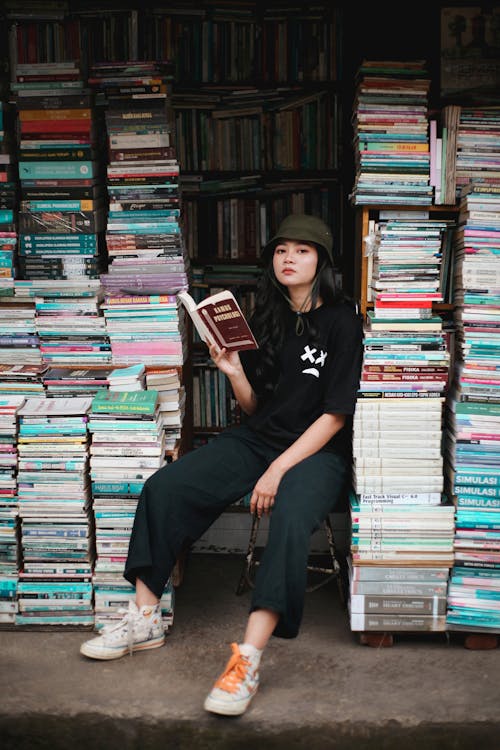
[178,290,258,352]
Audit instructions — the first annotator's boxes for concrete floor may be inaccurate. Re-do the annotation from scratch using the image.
[1,553,499,750]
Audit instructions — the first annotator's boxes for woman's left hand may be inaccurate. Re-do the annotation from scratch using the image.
[250,463,285,517]
[207,341,243,378]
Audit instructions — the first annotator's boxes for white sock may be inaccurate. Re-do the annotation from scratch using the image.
[239,642,263,670]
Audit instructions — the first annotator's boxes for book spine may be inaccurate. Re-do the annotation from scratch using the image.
[349,594,447,615]
[350,613,446,632]
[21,200,101,212]
[18,211,105,234]
[19,161,99,179]
[356,493,442,504]
[109,147,176,162]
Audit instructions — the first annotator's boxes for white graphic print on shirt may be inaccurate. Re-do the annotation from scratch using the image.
[300,345,327,378]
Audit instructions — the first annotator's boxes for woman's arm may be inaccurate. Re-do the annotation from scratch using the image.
[250,412,346,516]
[207,342,258,416]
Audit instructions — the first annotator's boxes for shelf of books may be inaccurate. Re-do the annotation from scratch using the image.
[350,59,500,646]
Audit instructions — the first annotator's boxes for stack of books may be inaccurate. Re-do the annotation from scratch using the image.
[0,395,25,625]
[87,389,174,633]
[26,279,111,367]
[455,107,500,195]
[88,61,188,296]
[16,397,94,627]
[100,292,186,367]
[144,366,185,456]
[350,264,455,632]
[350,60,432,206]
[0,364,47,399]
[86,61,189,368]
[8,63,110,369]
[42,366,113,398]
[107,363,146,392]
[12,61,107,283]
[0,101,18,298]
[0,299,41,365]
[444,184,500,634]
[348,488,455,633]
[348,556,451,634]
[366,214,454,299]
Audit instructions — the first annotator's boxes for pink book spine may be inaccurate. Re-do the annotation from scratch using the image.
[429,119,437,187]
[112,344,182,355]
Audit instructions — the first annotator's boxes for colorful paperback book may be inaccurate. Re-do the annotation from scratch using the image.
[91,389,158,415]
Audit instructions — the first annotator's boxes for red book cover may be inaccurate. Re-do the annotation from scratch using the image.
[20,120,92,134]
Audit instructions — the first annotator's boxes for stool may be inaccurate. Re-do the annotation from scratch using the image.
[236,513,346,605]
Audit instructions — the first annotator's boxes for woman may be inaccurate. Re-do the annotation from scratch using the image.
[80,213,363,717]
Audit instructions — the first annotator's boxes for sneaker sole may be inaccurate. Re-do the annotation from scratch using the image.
[204,687,258,717]
[80,635,165,661]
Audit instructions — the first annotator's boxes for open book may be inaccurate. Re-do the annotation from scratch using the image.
[178,289,258,351]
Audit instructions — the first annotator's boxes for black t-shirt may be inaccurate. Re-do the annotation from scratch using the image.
[239,301,363,457]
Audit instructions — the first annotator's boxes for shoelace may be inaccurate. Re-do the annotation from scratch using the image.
[102,606,135,656]
[214,643,251,694]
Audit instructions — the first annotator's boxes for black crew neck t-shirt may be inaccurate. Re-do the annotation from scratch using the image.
[239,301,363,457]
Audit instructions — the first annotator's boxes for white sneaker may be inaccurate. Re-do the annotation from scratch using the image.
[204,643,259,716]
[80,601,165,660]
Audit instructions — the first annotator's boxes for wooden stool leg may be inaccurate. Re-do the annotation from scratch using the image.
[236,513,260,595]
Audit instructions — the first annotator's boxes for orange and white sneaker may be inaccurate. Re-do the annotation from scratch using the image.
[204,642,260,716]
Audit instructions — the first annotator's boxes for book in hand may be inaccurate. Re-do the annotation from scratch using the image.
[178,289,258,352]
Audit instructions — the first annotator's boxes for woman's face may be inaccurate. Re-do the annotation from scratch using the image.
[272,240,319,292]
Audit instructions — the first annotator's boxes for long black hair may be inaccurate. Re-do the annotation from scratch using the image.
[248,243,346,397]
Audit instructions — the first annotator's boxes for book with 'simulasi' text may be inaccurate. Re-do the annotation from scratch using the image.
[178,289,258,352]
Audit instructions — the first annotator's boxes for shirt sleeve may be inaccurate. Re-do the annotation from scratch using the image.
[322,304,364,415]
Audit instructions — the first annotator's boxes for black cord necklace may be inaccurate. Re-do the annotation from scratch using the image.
[267,270,315,336]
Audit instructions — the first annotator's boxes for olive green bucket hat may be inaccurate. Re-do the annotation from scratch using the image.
[263,213,333,262]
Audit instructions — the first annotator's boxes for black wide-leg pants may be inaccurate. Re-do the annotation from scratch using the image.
[124,424,349,638]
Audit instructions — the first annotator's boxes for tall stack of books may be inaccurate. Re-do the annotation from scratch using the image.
[350,60,432,206]
[90,60,186,292]
[0,101,18,298]
[0,395,25,626]
[16,397,94,627]
[87,389,174,633]
[12,62,107,283]
[350,213,456,632]
[87,61,189,366]
[10,62,110,369]
[444,184,500,634]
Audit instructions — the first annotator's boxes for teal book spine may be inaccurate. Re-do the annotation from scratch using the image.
[19,161,99,180]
